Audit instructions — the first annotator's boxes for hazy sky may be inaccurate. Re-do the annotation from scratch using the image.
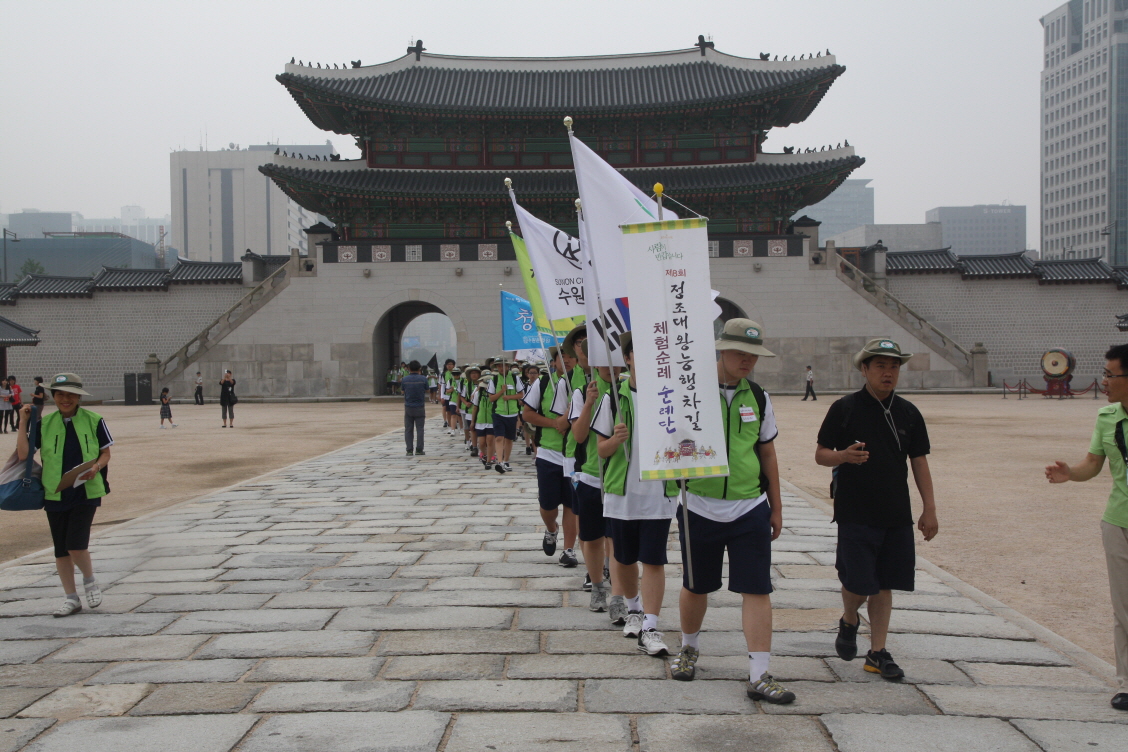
[0,0,1057,249]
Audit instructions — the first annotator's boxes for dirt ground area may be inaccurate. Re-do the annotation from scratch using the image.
[0,393,1118,667]
[772,392,1115,667]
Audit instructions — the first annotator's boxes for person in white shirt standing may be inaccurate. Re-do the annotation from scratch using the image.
[803,365,817,401]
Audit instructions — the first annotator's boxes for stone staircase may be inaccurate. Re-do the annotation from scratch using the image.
[835,254,974,378]
[155,260,292,385]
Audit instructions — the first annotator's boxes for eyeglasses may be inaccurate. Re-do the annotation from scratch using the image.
[1102,372,1128,380]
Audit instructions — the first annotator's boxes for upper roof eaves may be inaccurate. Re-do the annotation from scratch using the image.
[92,267,171,291]
[169,260,242,284]
[884,249,959,273]
[959,252,1037,279]
[1034,258,1116,284]
[15,275,95,297]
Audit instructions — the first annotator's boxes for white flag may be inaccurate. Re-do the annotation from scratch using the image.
[508,192,586,322]
[570,130,677,366]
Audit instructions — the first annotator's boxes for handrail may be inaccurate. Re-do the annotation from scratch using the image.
[157,262,291,383]
[835,254,972,375]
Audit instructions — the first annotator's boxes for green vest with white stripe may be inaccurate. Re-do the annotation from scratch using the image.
[601,379,635,496]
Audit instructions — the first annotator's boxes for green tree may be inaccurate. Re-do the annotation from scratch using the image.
[17,259,45,279]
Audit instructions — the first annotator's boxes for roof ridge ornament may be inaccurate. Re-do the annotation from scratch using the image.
[408,39,426,61]
[695,35,714,56]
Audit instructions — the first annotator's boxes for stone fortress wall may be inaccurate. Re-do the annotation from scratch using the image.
[2,236,1121,400]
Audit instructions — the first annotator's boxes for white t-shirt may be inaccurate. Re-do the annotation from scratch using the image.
[568,387,600,489]
[592,388,675,520]
[806,370,814,382]
[523,373,570,467]
[686,387,779,523]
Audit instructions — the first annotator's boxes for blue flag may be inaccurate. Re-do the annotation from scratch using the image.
[500,290,544,351]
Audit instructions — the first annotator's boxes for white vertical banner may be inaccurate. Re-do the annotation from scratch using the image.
[620,218,729,481]
[508,193,587,323]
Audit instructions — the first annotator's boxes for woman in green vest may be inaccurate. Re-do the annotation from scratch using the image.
[17,373,113,618]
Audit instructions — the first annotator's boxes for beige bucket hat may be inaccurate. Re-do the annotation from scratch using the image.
[48,373,91,396]
[715,319,775,357]
[853,338,913,370]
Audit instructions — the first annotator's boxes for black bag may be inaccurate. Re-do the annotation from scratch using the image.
[0,406,45,511]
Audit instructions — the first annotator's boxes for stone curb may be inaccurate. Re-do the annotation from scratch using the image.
[780,479,1118,686]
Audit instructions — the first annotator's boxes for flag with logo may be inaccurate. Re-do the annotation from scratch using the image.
[619,217,728,481]
[508,191,587,323]
[508,229,581,340]
[569,130,677,366]
[500,290,546,351]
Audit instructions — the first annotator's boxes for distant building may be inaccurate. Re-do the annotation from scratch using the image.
[925,205,1026,256]
[74,206,171,248]
[826,223,943,253]
[1039,2,1112,262]
[792,178,874,239]
[2,234,164,282]
[170,143,334,262]
[7,211,71,238]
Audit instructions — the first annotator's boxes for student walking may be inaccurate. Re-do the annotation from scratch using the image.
[0,379,12,434]
[1045,343,1128,711]
[194,372,204,405]
[31,377,46,408]
[522,347,579,562]
[521,363,542,457]
[491,357,524,474]
[219,370,237,428]
[815,338,937,682]
[593,333,674,657]
[803,365,817,401]
[402,360,428,456]
[17,374,113,617]
[159,388,177,428]
[9,376,23,423]
[667,319,795,703]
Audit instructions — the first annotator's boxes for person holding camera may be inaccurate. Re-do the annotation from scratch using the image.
[219,370,237,428]
[17,373,113,617]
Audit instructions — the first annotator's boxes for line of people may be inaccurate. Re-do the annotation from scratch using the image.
[436,320,938,705]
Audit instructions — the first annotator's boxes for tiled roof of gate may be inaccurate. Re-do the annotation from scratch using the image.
[884,249,959,273]
[959,252,1037,278]
[0,284,16,305]
[169,261,242,284]
[15,275,95,297]
[0,315,39,346]
[92,267,171,290]
[1033,258,1115,283]
[260,155,866,200]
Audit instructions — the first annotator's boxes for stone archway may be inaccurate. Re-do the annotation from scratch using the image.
[713,297,748,339]
[372,301,445,395]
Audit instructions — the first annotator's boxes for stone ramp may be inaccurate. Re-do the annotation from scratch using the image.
[0,421,1124,751]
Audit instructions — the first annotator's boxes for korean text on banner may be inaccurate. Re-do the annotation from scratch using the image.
[500,290,544,351]
[508,230,580,340]
[620,218,729,481]
[509,196,587,323]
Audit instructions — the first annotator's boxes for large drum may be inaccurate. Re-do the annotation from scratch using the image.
[1041,349,1075,396]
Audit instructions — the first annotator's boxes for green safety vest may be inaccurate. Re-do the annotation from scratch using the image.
[536,374,566,453]
[494,372,521,417]
[475,384,494,424]
[41,408,108,502]
[574,370,611,478]
[564,367,590,460]
[601,379,636,496]
[666,378,766,500]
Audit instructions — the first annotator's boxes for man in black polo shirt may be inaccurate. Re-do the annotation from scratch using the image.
[815,338,938,681]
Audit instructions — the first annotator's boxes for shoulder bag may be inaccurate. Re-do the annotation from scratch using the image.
[0,406,45,511]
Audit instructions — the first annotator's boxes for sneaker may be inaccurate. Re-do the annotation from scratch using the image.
[171,424,178,428]
[622,610,644,638]
[406,451,414,456]
[559,548,578,567]
[542,529,558,556]
[470,447,479,457]
[747,673,796,704]
[835,616,859,661]
[608,595,628,626]
[159,425,166,429]
[481,456,492,469]
[415,450,425,456]
[525,446,533,455]
[589,581,610,612]
[494,462,506,474]
[864,648,905,681]
[53,599,82,618]
[502,462,512,472]
[84,581,102,609]
[637,628,670,656]
[583,573,592,591]
[671,645,699,681]
[1112,693,1128,711]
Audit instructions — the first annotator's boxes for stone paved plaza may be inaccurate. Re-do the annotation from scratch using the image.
[0,422,1125,751]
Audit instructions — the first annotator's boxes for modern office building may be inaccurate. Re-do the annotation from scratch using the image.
[1040,1,1114,262]
[74,207,172,248]
[925,205,1026,256]
[7,211,72,238]
[792,178,874,239]
[170,143,335,262]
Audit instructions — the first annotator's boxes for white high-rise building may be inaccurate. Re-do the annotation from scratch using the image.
[170,142,335,262]
[1040,0,1115,263]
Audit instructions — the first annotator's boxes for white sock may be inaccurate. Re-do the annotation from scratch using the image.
[65,593,79,602]
[626,596,642,612]
[83,576,96,586]
[749,651,771,681]
[643,613,659,632]
[681,631,700,649]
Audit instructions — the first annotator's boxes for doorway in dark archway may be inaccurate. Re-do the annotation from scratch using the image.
[372,302,454,395]
[713,297,749,339]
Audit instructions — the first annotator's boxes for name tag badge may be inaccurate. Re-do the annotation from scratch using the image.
[739,405,758,423]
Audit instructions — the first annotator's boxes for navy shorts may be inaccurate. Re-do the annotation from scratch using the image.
[676,502,773,595]
[574,481,606,542]
[836,522,916,596]
[445,403,458,414]
[475,425,493,436]
[493,414,518,441]
[535,458,573,511]
[607,517,671,566]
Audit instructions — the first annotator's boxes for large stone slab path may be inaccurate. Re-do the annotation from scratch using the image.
[0,421,1125,751]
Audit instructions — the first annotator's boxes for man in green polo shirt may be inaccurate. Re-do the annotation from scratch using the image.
[1046,343,1128,711]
